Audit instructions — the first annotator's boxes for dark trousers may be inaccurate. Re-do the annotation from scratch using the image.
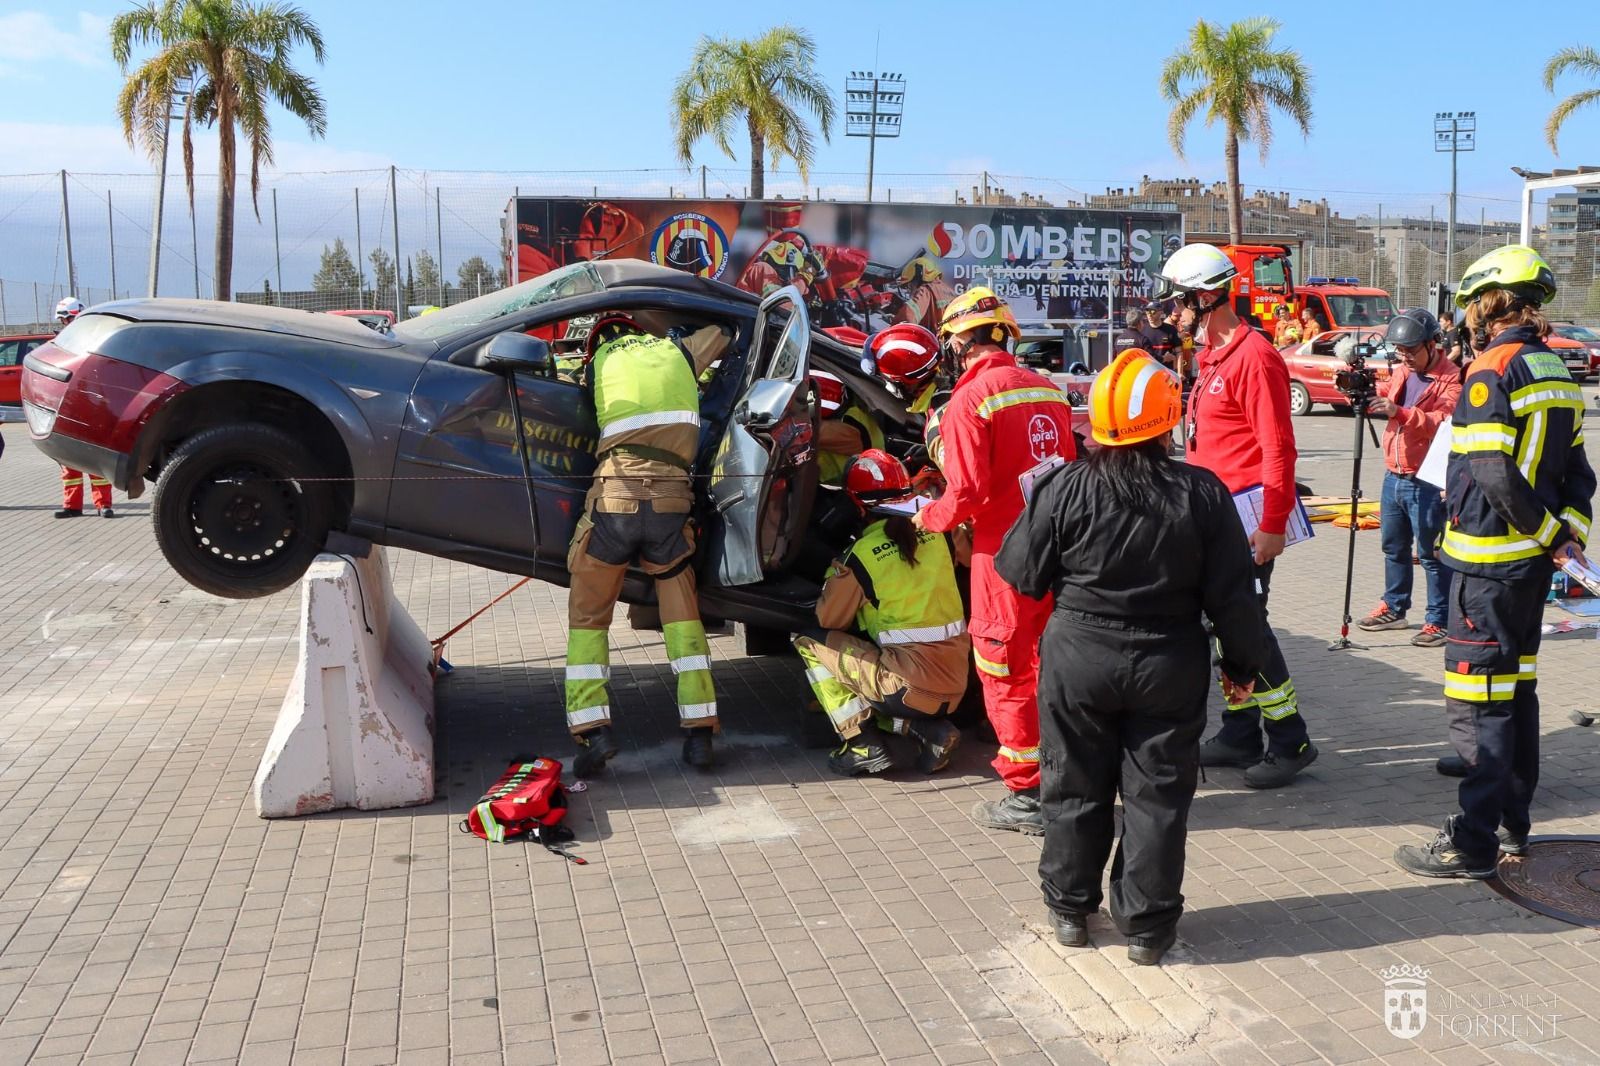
[1445,571,1546,862]
[1037,613,1208,938]
[1215,560,1311,756]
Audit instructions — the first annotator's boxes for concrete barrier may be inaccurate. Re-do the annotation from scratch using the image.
[253,545,435,817]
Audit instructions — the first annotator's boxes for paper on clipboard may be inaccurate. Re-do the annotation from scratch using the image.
[1019,454,1066,503]
[877,495,933,516]
[1232,485,1313,547]
[1416,416,1452,489]
[1561,554,1600,598]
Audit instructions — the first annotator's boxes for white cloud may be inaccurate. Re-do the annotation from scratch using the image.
[0,121,392,175]
[0,11,110,76]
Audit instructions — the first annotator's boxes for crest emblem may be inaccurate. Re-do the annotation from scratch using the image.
[1380,964,1430,1039]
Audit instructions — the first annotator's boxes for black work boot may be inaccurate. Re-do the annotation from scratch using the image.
[1199,734,1262,769]
[827,722,895,777]
[1051,911,1090,948]
[971,788,1043,835]
[1436,754,1467,777]
[53,508,82,519]
[98,507,115,518]
[907,717,961,774]
[1498,826,1530,857]
[1244,744,1318,789]
[572,726,619,779]
[682,728,715,771]
[1127,927,1178,967]
[1393,817,1497,880]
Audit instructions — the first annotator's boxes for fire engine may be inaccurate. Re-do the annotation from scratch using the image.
[1193,241,1397,337]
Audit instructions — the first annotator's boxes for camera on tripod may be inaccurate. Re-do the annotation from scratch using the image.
[1332,338,1383,408]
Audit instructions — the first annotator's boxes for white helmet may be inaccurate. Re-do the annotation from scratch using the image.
[1154,245,1237,299]
[54,297,85,323]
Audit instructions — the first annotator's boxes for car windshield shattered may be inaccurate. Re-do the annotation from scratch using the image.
[392,263,605,341]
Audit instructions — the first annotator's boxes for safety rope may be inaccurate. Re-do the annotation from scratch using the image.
[429,576,532,666]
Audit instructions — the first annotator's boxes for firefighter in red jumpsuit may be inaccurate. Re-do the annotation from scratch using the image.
[51,298,113,519]
[914,286,1075,833]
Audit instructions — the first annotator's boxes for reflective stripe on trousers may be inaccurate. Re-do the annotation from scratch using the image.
[565,627,611,731]
[795,641,870,737]
[664,620,717,726]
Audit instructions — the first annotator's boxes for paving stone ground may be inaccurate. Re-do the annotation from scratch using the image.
[0,411,1598,1066]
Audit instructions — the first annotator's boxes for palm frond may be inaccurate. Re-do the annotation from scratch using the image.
[1546,87,1600,153]
[1544,45,1600,92]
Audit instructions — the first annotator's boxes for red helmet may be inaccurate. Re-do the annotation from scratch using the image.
[864,323,941,398]
[843,448,913,512]
[810,369,845,417]
[586,311,642,356]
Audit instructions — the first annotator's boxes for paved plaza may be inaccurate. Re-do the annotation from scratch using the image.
[0,412,1597,1066]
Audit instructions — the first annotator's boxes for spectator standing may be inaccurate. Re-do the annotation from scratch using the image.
[1357,310,1462,646]
[50,298,113,519]
[1136,304,1181,368]
[1299,304,1327,343]
[996,348,1264,965]
[1272,304,1302,348]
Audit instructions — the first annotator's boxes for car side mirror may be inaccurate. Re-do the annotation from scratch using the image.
[475,332,552,375]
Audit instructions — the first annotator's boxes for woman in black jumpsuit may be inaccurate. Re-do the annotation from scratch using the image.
[996,348,1266,966]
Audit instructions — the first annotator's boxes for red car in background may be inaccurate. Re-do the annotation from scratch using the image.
[0,333,54,422]
[1282,327,1393,416]
[1550,323,1599,383]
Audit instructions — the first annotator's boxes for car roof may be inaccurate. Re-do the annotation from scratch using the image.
[592,259,759,307]
[1302,284,1389,297]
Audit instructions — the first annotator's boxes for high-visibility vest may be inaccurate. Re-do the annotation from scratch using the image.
[843,519,966,646]
[591,333,701,466]
[818,401,887,485]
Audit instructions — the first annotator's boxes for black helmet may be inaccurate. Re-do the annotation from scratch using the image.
[1385,308,1441,349]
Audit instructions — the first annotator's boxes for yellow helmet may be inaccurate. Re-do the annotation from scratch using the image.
[1455,245,1557,309]
[1088,348,1182,447]
[418,305,441,316]
[937,286,1020,342]
[899,255,944,284]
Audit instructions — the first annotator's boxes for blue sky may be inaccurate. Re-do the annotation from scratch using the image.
[1,0,1594,213]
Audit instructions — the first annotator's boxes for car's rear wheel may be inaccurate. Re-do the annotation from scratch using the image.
[1289,381,1312,417]
[153,424,334,598]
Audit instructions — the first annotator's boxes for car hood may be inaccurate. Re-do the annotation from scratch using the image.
[88,298,406,350]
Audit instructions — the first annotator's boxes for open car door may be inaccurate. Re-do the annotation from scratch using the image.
[703,286,815,587]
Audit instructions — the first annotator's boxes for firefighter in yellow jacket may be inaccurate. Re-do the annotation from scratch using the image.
[565,314,731,777]
[795,449,969,777]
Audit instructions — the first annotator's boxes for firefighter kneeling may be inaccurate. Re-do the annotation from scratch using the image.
[795,450,968,778]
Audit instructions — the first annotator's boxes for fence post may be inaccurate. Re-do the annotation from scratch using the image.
[355,187,365,297]
[700,164,707,198]
[0,280,6,329]
[189,198,200,299]
[33,281,40,327]
[390,166,403,319]
[107,192,118,300]
[477,272,483,298]
[272,188,283,294]
[435,187,444,308]
[60,170,77,297]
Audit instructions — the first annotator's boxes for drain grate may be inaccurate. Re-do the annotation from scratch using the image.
[1491,836,1600,928]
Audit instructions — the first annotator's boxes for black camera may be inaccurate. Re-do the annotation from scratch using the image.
[1332,340,1382,407]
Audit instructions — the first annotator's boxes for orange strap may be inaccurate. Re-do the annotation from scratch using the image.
[430,577,532,649]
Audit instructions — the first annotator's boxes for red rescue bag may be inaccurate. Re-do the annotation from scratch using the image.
[460,758,585,862]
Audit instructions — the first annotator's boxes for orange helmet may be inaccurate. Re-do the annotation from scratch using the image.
[937,286,1020,344]
[1088,348,1182,447]
[843,448,913,512]
[865,323,941,398]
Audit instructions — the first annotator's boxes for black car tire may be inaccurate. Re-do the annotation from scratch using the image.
[153,423,335,599]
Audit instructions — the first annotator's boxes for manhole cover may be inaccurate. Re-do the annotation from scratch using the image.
[1491,836,1600,928]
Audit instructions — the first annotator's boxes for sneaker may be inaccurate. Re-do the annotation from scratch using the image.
[572,725,619,779]
[1244,744,1318,789]
[1411,623,1446,647]
[1127,927,1177,967]
[1199,735,1262,769]
[1393,818,1497,879]
[1498,827,1530,857]
[98,507,115,518]
[1357,603,1408,631]
[53,508,82,519]
[827,723,893,776]
[682,728,715,771]
[1051,911,1090,948]
[971,788,1044,835]
[907,718,961,774]
[1435,754,1467,777]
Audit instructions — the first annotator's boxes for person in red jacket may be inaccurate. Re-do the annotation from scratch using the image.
[1156,245,1317,789]
[914,286,1076,833]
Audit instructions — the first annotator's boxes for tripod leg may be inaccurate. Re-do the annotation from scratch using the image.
[1331,402,1369,650]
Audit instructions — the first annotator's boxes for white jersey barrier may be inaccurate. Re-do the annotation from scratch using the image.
[253,545,435,817]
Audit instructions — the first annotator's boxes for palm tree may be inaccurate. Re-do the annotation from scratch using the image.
[1544,46,1600,153]
[1161,17,1313,245]
[671,26,835,199]
[111,0,327,300]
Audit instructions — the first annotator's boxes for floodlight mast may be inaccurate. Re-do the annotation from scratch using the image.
[845,71,905,202]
